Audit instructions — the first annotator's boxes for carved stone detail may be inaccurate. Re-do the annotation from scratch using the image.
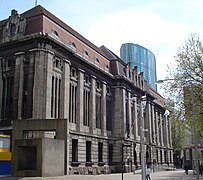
[2,9,26,43]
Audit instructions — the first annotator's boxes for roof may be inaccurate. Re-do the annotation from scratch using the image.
[19,5,109,59]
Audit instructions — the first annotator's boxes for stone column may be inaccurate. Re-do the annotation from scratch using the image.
[90,75,96,134]
[61,59,71,175]
[76,68,84,132]
[60,59,70,119]
[127,91,133,138]
[101,81,107,136]
[159,113,164,147]
[131,95,137,140]
[155,111,160,146]
[13,52,25,119]
[32,50,48,119]
[112,85,126,164]
[151,104,156,144]
[168,118,172,148]
[134,96,140,141]
[147,103,152,144]
[44,51,54,118]
[165,116,169,147]
[130,95,137,171]
[113,86,126,138]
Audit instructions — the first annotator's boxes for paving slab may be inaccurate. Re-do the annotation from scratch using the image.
[0,169,203,180]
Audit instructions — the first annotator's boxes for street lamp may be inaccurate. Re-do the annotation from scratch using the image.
[157,79,199,180]
[130,95,147,180]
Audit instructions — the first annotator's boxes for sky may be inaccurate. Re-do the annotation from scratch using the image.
[1,0,203,93]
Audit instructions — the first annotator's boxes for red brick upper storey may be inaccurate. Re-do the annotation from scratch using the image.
[0,5,111,74]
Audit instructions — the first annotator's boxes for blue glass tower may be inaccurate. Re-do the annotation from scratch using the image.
[120,43,157,91]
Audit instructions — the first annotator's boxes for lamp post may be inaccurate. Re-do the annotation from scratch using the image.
[157,79,199,180]
[130,95,146,180]
[140,95,147,180]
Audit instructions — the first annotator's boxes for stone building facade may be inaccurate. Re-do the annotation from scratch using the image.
[0,6,173,176]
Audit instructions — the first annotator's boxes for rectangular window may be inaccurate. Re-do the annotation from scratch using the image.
[83,89,90,126]
[1,77,6,118]
[51,76,54,117]
[69,84,72,122]
[125,98,130,137]
[23,74,33,119]
[138,109,141,135]
[131,104,134,126]
[72,139,78,162]
[106,98,112,131]
[7,77,14,119]
[96,94,101,129]
[98,142,103,162]
[51,76,61,118]
[108,144,113,163]
[2,77,14,119]
[74,86,77,123]
[54,78,58,118]
[69,84,77,123]
[22,75,28,118]
[58,79,61,118]
[86,141,91,162]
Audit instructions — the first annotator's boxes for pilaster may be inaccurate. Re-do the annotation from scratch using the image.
[159,113,164,146]
[61,59,70,119]
[32,50,48,119]
[127,91,133,138]
[168,118,172,148]
[151,104,156,144]
[76,68,84,132]
[101,81,107,136]
[45,51,54,118]
[155,110,160,146]
[133,96,140,141]
[90,75,96,134]
[164,115,169,147]
[113,86,126,138]
[147,103,152,143]
[62,60,71,175]
[13,52,25,119]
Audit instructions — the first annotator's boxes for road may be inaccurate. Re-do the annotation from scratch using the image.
[0,169,203,180]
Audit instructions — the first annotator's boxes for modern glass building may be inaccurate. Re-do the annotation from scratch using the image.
[120,43,157,91]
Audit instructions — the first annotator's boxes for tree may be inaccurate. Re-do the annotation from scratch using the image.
[171,109,186,151]
[184,86,203,143]
[163,33,203,143]
[166,98,185,151]
[165,98,185,168]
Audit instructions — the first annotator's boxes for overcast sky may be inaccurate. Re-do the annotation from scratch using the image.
[1,0,203,93]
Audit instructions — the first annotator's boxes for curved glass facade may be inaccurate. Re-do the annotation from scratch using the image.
[120,43,157,91]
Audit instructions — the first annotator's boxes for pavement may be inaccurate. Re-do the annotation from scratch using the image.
[0,169,203,180]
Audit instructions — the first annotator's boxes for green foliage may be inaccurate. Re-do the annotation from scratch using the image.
[175,33,203,84]
[184,86,203,143]
[167,103,186,151]
[164,33,203,144]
